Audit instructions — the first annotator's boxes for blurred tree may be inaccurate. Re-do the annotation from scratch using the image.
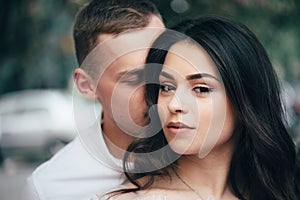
[152,0,300,80]
[0,0,88,94]
[0,0,299,95]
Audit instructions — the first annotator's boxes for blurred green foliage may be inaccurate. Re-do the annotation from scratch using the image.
[0,0,84,94]
[0,0,299,95]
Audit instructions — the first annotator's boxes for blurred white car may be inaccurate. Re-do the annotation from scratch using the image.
[0,89,77,163]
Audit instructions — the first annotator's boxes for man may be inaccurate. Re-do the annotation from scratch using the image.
[21,1,164,199]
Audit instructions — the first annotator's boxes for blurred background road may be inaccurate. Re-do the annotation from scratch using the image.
[0,159,37,200]
[0,0,299,200]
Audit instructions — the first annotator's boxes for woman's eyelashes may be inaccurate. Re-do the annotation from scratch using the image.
[159,82,213,96]
[192,85,213,94]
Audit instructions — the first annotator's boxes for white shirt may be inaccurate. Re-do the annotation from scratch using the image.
[21,121,124,200]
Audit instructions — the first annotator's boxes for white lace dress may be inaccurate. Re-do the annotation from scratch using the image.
[91,194,168,200]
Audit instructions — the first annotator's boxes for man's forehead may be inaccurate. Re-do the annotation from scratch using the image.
[102,27,164,51]
[147,15,165,29]
[81,27,164,76]
[108,50,146,71]
[97,33,114,44]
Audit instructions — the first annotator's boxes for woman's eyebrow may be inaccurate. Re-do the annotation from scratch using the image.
[186,73,220,82]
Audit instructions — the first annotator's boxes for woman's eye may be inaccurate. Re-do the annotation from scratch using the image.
[193,86,213,94]
[160,84,176,92]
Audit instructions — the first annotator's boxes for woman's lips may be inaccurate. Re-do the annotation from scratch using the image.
[166,122,195,134]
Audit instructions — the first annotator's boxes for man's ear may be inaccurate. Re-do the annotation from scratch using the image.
[74,68,97,99]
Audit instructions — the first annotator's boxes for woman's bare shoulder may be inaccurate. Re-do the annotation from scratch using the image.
[94,186,187,200]
[96,191,169,200]
[92,184,137,200]
[94,176,182,200]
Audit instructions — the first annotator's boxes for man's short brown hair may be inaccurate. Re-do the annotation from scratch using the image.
[73,0,161,65]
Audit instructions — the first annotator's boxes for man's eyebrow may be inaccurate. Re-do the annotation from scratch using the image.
[160,71,175,80]
[186,73,220,82]
[117,68,144,77]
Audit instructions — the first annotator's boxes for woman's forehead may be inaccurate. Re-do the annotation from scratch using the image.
[163,41,220,79]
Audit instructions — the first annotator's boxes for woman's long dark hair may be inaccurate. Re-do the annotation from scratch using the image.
[118,16,300,200]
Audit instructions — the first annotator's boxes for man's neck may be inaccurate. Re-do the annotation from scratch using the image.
[101,115,135,159]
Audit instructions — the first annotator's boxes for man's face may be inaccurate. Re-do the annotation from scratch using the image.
[92,15,164,136]
[97,50,148,135]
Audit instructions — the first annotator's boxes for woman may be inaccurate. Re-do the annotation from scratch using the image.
[99,16,300,200]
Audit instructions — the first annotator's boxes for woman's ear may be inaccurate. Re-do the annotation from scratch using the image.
[74,68,97,99]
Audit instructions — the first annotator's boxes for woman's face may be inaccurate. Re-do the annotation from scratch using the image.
[157,41,236,158]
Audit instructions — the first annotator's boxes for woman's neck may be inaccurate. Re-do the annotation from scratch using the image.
[174,143,236,199]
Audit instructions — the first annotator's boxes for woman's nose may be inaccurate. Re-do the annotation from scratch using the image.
[167,89,189,114]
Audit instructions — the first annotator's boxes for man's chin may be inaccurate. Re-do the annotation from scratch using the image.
[133,116,150,127]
